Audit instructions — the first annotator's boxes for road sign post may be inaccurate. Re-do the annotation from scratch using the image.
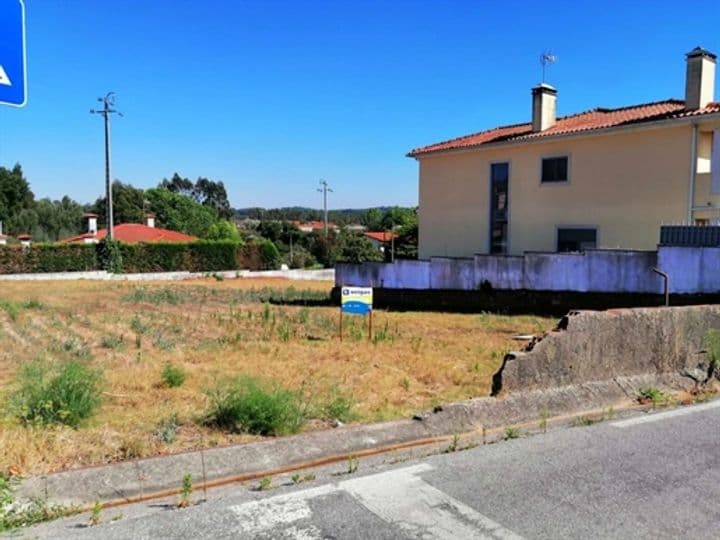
[0,0,27,107]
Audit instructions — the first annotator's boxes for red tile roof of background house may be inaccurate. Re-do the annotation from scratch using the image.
[365,231,399,242]
[408,99,720,157]
[61,223,198,244]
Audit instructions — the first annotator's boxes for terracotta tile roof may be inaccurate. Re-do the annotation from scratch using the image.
[408,99,720,157]
[62,223,198,244]
[365,231,399,242]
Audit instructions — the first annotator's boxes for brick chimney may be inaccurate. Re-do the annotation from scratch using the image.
[145,214,156,228]
[685,47,716,110]
[532,83,557,132]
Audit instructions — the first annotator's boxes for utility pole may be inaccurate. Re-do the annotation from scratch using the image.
[91,92,122,239]
[317,179,333,237]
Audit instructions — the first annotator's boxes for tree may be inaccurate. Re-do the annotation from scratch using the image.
[362,208,384,231]
[205,220,242,242]
[158,173,194,198]
[194,177,232,219]
[158,174,232,219]
[381,206,416,231]
[33,197,85,241]
[0,164,34,232]
[89,181,146,227]
[145,188,218,238]
[334,231,384,264]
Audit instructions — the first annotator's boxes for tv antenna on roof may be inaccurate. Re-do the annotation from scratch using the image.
[540,50,557,83]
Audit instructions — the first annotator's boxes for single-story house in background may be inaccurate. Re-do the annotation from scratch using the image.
[62,213,198,244]
[408,47,720,258]
[364,231,399,252]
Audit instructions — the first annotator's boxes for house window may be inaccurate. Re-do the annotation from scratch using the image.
[490,162,509,254]
[541,156,568,183]
[557,228,596,252]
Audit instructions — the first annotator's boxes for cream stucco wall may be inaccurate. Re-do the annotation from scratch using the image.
[417,123,720,258]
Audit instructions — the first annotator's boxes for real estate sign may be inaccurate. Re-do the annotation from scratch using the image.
[341,286,373,315]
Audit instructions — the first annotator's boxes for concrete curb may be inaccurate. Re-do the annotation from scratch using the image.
[16,372,688,507]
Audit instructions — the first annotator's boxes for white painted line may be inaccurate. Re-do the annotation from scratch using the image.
[610,400,720,428]
[229,484,334,536]
[228,463,523,539]
[341,464,523,540]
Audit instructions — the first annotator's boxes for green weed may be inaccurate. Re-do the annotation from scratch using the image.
[504,426,521,440]
[258,477,272,491]
[161,363,186,388]
[638,387,669,407]
[155,414,180,444]
[9,359,102,427]
[204,376,305,436]
[323,386,357,423]
[178,474,192,508]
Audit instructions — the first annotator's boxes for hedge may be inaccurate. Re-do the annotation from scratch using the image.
[0,244,99,274]
[0,241,266,275]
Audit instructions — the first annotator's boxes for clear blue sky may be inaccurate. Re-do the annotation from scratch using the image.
[0,0,719,209]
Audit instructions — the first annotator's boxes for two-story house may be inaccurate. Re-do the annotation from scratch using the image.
[408,48,720,258]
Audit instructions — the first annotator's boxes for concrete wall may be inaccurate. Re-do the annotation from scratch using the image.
[495,305,720,394]
[417,122,720,259]
[336,247,720,294]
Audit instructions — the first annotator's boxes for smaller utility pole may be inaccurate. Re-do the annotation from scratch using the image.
[317,179,333,237]
[91,92,122,239]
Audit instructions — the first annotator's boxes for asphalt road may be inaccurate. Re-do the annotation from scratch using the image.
[16,400,720,539]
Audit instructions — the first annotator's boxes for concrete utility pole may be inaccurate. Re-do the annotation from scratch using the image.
[317,179,333,237]
[90,92,122,239]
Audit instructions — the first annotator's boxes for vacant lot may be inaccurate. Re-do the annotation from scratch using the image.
[0,278,553,475]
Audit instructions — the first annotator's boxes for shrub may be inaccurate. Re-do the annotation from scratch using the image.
[323,386,357,423]
[204,376,304,435]
[97,239,123,273]
[161,363,186,388]
[9,359,102,427]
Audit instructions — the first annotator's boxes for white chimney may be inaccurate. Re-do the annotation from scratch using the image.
[18,235,31,248]
[532,83,557,132]
[145,214,156,228]
[84,213,98,235]
[685,47,716,110]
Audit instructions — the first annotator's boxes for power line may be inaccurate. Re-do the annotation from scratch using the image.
[317,179,333,237]
[90,92,122,240]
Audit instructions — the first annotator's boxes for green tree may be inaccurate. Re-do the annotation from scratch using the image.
[159,174,232,219]
[205,220,242,242]
[0,164,34,233]
[145,188,218,237]
[90,181,147,227]
[362,208,384,231]
[33,197,85,241]
[335,231,383,264]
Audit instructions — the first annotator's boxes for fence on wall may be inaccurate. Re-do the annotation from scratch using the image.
[336,246,720,295]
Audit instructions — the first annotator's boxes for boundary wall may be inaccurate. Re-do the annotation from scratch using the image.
[336,247,720,295]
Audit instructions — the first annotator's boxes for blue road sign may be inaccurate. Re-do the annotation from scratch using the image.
[0,0,27,107]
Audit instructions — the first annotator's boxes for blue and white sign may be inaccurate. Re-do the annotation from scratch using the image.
[341,286,373,315]
[0,0,27,107]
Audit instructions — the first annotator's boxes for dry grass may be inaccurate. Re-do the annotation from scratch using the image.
[0,278,553,475]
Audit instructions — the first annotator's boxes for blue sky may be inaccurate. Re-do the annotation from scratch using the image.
[0,0,719,209]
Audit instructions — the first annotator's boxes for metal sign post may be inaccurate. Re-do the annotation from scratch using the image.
[339,286,373,341]
[0,0,28,107]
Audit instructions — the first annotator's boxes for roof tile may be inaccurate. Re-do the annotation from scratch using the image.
[408,100,720,157]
